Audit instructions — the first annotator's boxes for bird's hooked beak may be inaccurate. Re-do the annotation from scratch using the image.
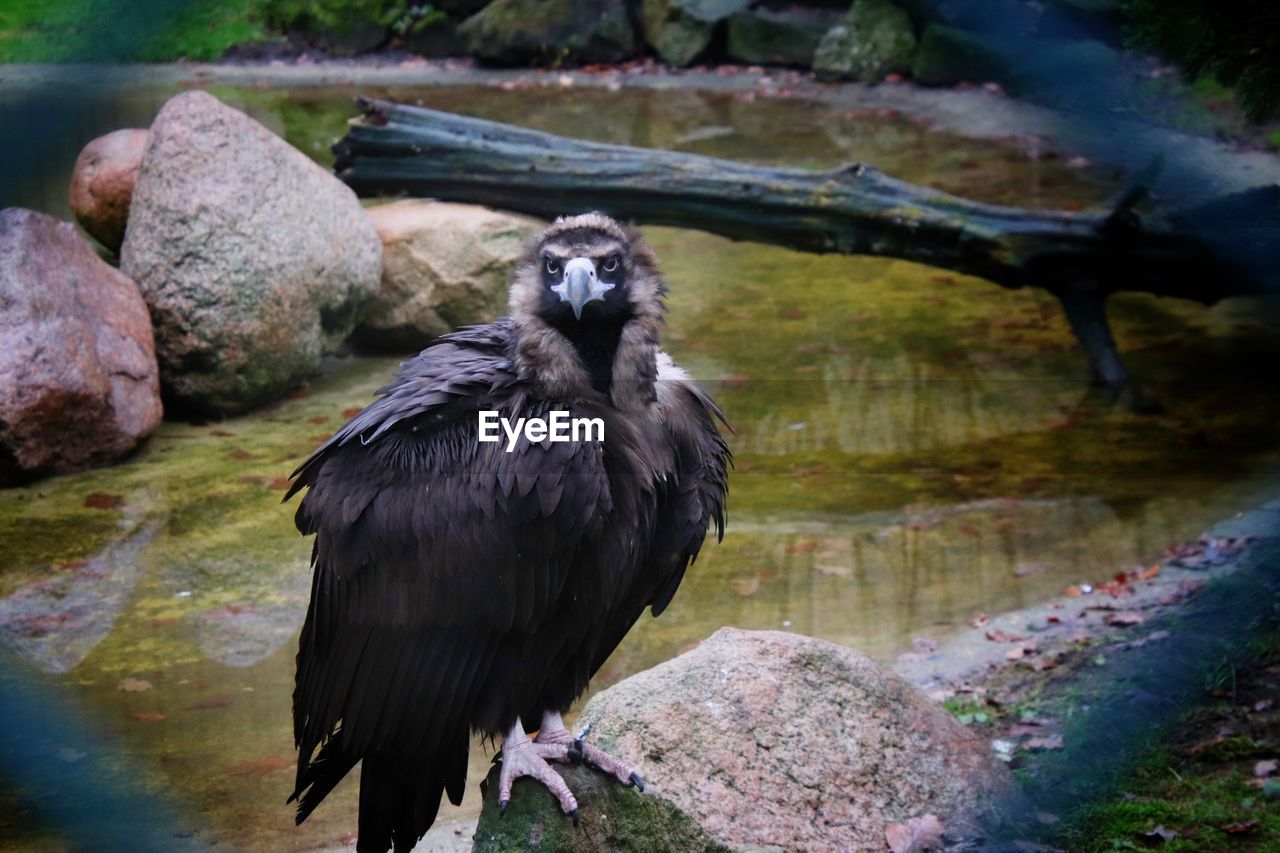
[552,257,615,320]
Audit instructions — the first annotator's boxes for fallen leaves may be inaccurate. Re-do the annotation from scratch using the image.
[1105,611,1147,627]
[84,492,124,510]
[118,677,153,692]
[1255,759,1277,778]
[884,813,945,852]
[1165,537,1252,570]
[1141,825,1178,842]
[731,577,760,597]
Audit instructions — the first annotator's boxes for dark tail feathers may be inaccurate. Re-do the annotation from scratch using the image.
[356,755,445,853]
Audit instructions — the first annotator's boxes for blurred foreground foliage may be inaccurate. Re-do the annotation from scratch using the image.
[260,0,444,39]
[1125,0,1280,121]
[0,0,444,61]
[0,0,268,61]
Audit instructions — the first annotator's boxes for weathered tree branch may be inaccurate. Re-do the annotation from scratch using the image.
[334,97,1278,390]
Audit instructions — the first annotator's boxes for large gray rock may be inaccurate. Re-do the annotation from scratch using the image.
[813,0,918,82]
[726,6,839,67]
[0,209,162,485]
[68,128,148,254]
[120,91,381,415]
[641,0,751,67]
[574,628,1016,850]
[355,201,542,352]
[459,0,636,66]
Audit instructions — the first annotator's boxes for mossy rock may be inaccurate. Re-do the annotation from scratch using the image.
[641,0,752,67]
[458,0,636,66]
[912,24,1124,97]
[812,0,917,82]
[473,761,729,852]
[910,24,1010,85]
[725,7,837,67]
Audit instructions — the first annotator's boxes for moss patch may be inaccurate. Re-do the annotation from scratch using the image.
[474,761,729,852]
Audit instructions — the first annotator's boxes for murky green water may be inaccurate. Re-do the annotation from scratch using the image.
[3,82,1280,850]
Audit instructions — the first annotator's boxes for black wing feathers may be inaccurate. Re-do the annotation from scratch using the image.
[647,378,731,617]
[289,321,621,839]
[289,318,729,852]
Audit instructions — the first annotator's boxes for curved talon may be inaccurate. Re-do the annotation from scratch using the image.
[570,807,580,827]
[499,719,579,818]
[498,798,508,817]
[629,772,645,792]
[568,738,585,763]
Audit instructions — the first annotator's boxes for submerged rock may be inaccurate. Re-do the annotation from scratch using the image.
[813,0,918,82]
[0,208,162,485]
[68,128,149,254]
[355,201,541,352]
[474,762,729,852]
[120,91,381,415]
[459,0,636,66]
[573,628,1017,849]
[725,6,838,67]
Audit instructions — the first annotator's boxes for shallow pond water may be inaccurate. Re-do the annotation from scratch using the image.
[3,80,1280,850]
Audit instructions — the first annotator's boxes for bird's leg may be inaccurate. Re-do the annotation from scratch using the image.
[498,717,579,824]
[534,711,645,792]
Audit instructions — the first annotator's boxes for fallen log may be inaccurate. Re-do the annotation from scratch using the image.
[334,97,1279,390]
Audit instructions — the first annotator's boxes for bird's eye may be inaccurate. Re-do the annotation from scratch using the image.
[602,255,619,273]
[545,257,560,275]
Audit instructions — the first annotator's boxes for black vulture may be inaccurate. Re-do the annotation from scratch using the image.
[286,212,731,852]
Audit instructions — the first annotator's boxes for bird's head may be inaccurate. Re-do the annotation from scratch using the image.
[511,212,664,329]
[510,213,667,407]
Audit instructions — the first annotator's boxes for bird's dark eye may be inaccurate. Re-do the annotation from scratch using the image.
[602,255,619,273]
[545,257,560,275]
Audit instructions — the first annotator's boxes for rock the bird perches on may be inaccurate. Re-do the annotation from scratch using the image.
[333,97,1279,394]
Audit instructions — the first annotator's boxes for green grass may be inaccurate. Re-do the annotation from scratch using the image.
[1065,750,1280,851]
[0,0,271,62]
[1059,626,1280,850]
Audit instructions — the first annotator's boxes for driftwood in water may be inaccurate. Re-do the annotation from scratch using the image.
[334,97,1278,390]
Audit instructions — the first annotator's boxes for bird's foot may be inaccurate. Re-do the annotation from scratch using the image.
[499,720,579,825]
[535,713,645,792]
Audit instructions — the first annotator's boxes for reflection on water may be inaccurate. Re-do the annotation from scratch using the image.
[3,82,1280,849]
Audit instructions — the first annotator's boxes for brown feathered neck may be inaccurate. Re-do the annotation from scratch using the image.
[509,213,666,414]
